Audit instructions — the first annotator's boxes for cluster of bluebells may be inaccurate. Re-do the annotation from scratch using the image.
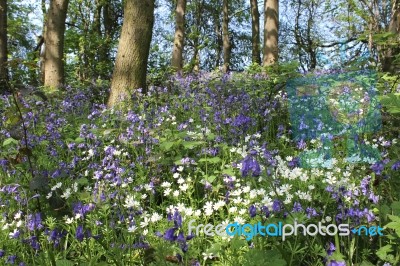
[0,73,398,265]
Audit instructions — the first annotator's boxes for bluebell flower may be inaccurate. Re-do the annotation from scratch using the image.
[76,225,84,242]
[249,205,257,217]
[326,260,346,266]
[241,155,261,177]
[261,206,270,218]
[391,161,400,171]
[272,199,282,212]
[6,255,17,264]
[163,227,177,242]
[326,242,335,256]
[371,161,384,175]
[292,202,303,212]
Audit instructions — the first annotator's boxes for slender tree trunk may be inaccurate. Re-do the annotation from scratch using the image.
[222,0,231,73]
[0,0,7,90]
[250,0,261,64]
[171,0,186,72]
[40,0,46,84]
[107,0,155,107]
[44,0,69,90]
[263,0,279,66]
[190,0,202,73]
[382,0,400,72]
[214,14,222,69]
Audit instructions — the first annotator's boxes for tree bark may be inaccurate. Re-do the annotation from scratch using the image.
[222,0,231,73]
[107,0,155,107]
[44,0,69,90]
[250,0,261,64]
[263,0,279,66]
[171,0,186,72]
[214,13,222,69]
[0,0,7,90]
[382,0,400,72]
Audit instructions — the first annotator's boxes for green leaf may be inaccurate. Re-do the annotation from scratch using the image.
[376,244,393,261]
[204,175,217,183]
[222,167,236,176]
[206,243,222,254]
[103,129,115,136]
[182,141,204,149]
[360,261,375,266]
[74,137,85,144]
[56,260,75,266]
[78,192,92,202]
[76,178,89,186]
[391,202,400,216]
[3,137,19,147]
[159,141,175,151]
[199,157,221,164]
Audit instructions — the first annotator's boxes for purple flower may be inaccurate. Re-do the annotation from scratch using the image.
[326,242,335,256]
[326,260,346,266]
[241,155,261,177]
[76,225,84,242]
[391,161,400,171]
[261,206,270,218]
[292,202,303,212]
[0,249,5,257]
[249,205,257,217]
[163,227,177,242]
[6,255,17,264]
[370,161,384,175]
[272,199,282,212]
[27,213,43,231]
[306,207,318,218]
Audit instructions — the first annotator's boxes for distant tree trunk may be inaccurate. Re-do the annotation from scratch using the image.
[250,0,261,64]
[171,0,186,72]
[40,0,46,84]
[382,1,400,72]
[0,0,7,90]
[263,0,279,66]
[222,0,231,73]
[44,0,69,90]
[99,1,113,79]
[190,0,203,73]
[214,13,222,69]
[107,0,155,107]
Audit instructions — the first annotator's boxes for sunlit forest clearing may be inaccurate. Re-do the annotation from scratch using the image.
[0,0,400,265]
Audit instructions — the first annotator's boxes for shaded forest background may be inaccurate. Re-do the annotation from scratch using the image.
[0,0,399,105]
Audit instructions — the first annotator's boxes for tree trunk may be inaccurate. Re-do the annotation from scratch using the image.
[250,0,261,64]
[171,0,186,72]
[382,1,400,72]
[107,0,155,107]
[214,13,222,69]
[263,0,279,66]
[0,0,7,91]
[44,0,69,90]
[222,0,231,73]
